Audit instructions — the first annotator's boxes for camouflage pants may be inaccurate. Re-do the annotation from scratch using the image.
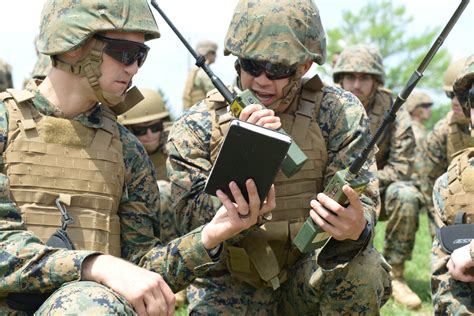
[0,281,136,315]
[431,173,474,314]
[187,247,391,315]
[383,181,423,266]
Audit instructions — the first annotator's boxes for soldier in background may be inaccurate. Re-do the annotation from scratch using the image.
[333,44,419,309]
[421,57,472,213]
[430,55,474,314]
[182,40,217,110]
[168,0,391,314]
[0,59,13,91]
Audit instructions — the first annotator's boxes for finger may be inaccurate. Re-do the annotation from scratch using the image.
[158,280,176,316]
[216,189,239,220]
[316,192,344,215]
[263,121,282,130]
[260,184,276,215]
[311,199,341,227]
[255,115,280,127]
[131,299,147,316]
[146,286,166,316]
[309,209,339,237]
[245,179,261,221]
[229,181,250,217]
[246,109,275,125]
[343,185,363,212]
[239,104,261,121]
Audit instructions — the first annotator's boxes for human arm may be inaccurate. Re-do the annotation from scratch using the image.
[376,107,415,188]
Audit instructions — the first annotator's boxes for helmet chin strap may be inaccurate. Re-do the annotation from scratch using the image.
[52,40,126,107]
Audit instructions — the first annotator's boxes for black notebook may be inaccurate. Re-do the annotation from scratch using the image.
[205,119,292,203]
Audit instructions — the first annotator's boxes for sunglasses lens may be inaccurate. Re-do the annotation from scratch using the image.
[239,59,297,80]
[95,35,149,67]
[132,121,163,136]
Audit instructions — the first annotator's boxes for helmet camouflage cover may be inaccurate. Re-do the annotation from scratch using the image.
[333,44,385,84]
[196,40,218,56]
[224,0,326,66]
[443,57,468,92]
[38,0,160,55]
[118,88,169,125]
[405,90,433,113]
[453,54,474,117]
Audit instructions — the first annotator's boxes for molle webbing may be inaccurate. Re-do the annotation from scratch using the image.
[3,91,124,256]
[208,75,327,288]
[443,148,474,225]
[446,112,474,164]
[368,89,393,166]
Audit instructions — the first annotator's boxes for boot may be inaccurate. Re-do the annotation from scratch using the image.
[390,264,422,310]
[175,289,188,308]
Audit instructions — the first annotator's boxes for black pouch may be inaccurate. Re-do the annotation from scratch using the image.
[437,212,474,254]
[6,199,75,314]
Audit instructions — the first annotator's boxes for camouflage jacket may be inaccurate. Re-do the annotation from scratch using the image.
[167,82,379,255]
[182,67,215,110]
[367,90,415,191]
[0,85,216,295]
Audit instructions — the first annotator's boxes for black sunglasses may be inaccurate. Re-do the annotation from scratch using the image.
[239,58,297,80]
[95,34,150,68]
[131,121,163,136]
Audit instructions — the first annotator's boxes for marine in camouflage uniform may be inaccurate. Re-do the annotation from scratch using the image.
[182,40,218,110]
[168,1,391,314]
[430,57,474,313]
[118,88,175,243]
[0,59,13,91]
[0,1,273,314]
[333,44,420,309]
[421,57,472,229]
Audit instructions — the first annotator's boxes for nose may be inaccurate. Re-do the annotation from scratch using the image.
[353,78,362,89]
[124,60,140,76]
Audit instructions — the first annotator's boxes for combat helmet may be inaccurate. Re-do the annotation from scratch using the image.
[443,57,468,93]
[453,55,474,118]
[333,44,385,84]
[405,90,433,113]
[37,0,160,107]
[224,0,326,66]
[196,40,218,56]
[118,88,169,126]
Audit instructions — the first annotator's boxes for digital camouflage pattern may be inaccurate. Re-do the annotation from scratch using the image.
[37,0,160,55]
[453,54,474,115]
[404,90,433,113]
[333,44,385,84]
[431,162,474,314]
[0,85,217,313]
[224,0,326,66]
[167,83,391,313]
[0,59,13,91]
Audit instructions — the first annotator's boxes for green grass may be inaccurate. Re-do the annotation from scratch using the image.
[374,212,434,315]
[175,213,435,315]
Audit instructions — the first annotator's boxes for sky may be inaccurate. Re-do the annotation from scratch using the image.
[0,1,472,118]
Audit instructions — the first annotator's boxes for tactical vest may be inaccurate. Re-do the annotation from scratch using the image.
[208,75,328,289]
[149,149,167,181]
[1,89,124,257]
[441,148,474,225]
[446,111,474,164]
[182,67,206,110]
[366,88,393,169]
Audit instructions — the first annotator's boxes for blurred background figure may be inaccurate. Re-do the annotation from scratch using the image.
[0,59,13,91]
[405,90,433,138]
[182,40,217,110]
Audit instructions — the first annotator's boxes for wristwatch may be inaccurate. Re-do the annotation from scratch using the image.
[206,243,223,261]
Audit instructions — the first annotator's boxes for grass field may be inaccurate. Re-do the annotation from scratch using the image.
[375,212,434,315]
[176,212,435,315]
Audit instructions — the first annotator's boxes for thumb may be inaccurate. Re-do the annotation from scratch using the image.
[343,185,363,211]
